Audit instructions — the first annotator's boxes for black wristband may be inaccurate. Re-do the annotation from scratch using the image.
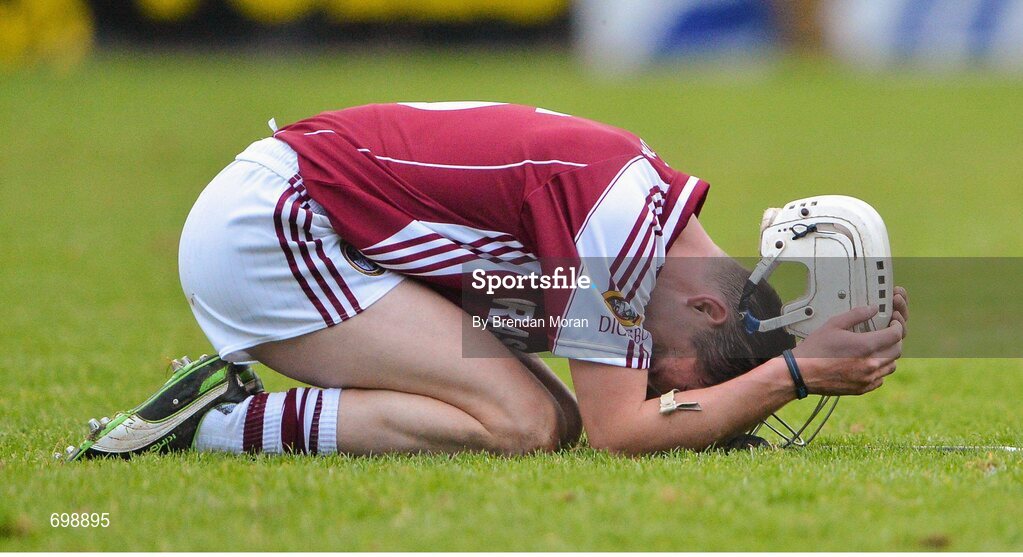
[782,349,809,400]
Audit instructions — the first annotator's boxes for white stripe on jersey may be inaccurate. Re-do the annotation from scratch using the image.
[661,175,701,242]
[364,221,530,254]
[573,156,645,244]
[363,220,540,277]
[376,248,472,272]
[397,101,508,111]
[355,148,587,171]
[623,221,661,303]
[609,189,664,290]
[409,254,541,277]
[369,237,453,263]
[535,107,571,117]
[420,221,530,254]
[363,223,439,254]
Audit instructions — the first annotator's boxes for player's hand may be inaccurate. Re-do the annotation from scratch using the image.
[791,305,903,396]
[890,286,909,338]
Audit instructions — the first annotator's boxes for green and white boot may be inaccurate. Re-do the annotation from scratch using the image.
[60,355,264,461]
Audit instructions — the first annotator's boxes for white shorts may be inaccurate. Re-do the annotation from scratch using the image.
[179,138,404,363]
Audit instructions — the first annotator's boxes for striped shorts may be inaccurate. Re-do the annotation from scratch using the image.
[178,138,404,363]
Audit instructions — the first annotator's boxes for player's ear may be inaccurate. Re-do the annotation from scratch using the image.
[685,294,729,327]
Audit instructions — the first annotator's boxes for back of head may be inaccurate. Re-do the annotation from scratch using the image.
[692,258,796,384]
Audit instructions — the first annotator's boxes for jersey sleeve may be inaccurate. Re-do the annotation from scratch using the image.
[521,155,709,369]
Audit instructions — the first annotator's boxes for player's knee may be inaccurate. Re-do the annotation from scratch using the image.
[487,398,561,455]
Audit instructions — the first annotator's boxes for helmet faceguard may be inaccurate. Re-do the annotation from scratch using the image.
[740,195,893,447]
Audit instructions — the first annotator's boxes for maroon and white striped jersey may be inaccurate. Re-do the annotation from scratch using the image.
[274,102,709,369]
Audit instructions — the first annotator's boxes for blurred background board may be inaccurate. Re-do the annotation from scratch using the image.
[1,0,1022,552]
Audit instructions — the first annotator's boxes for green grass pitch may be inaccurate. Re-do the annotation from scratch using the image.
[1,49,1021,551]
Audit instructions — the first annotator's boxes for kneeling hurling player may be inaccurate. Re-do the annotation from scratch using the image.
[69,102,908,460]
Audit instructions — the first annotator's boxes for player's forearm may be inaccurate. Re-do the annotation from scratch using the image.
[590,358,796,454]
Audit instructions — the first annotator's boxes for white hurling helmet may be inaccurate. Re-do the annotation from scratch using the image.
[739,195,893,447]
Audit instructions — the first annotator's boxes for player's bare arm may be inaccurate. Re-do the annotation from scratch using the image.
[573,308,905,454]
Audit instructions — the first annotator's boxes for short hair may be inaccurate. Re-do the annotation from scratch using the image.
[692,258,796,385]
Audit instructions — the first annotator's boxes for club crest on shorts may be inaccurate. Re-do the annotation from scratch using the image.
[602,290,643,327]
[342,243,384,276]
